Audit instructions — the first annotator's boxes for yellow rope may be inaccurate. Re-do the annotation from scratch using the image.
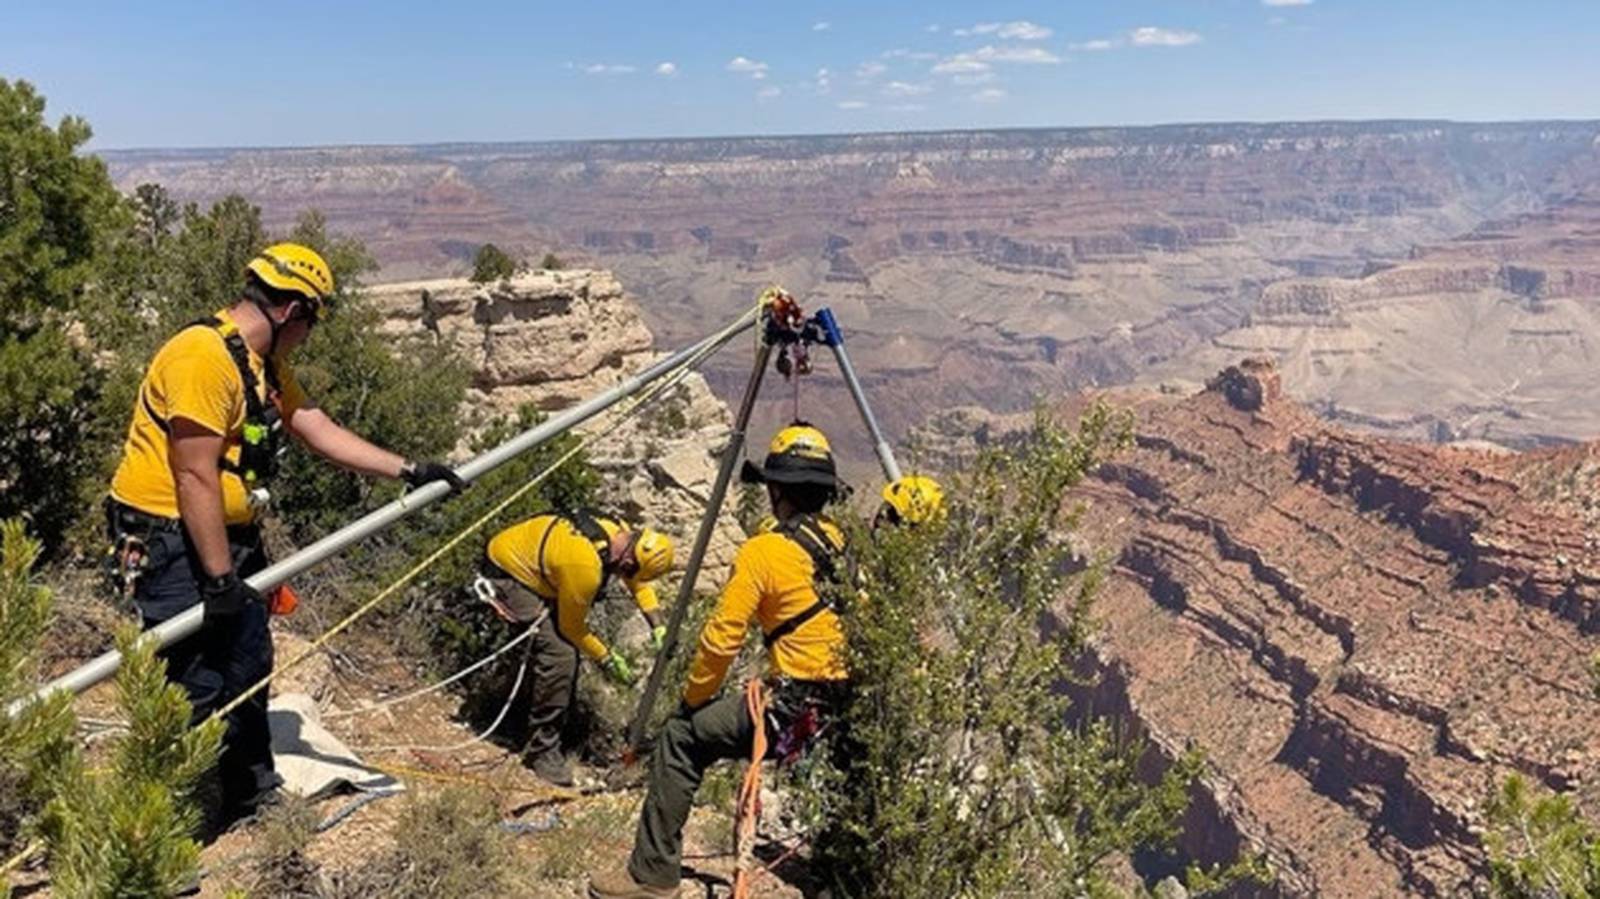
[0,839,40,878]
[210,302,761,724]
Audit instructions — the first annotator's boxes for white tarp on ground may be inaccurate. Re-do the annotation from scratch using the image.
[267,692,402,798]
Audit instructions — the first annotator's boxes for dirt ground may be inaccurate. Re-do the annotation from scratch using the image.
[13,615,814,899]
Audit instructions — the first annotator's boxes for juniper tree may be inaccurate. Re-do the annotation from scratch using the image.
[794,404,1212,898]
[471,243,517,283]
[0,79,123,552]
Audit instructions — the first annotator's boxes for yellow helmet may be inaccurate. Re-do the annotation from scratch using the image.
[246,243,335,312]
[880,475,945,525]
[740,423,838,487]
[631,528,675,582]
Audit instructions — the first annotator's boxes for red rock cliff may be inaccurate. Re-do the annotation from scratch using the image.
[1055,360,1600,897]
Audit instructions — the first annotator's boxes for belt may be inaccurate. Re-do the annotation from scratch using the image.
[106,499,260,543]
[106,498,183,534]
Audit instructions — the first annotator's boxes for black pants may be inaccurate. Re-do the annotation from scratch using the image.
[487,574,578,761]
[129,519,278,816]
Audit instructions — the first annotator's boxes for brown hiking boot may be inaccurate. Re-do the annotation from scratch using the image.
[587,863,679,898]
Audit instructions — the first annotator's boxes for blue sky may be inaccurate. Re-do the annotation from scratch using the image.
[6,0,1599,149]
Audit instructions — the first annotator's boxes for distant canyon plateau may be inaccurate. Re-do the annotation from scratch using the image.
[104,121,1600,469]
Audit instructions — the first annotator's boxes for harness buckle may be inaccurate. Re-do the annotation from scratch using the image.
[104,533,149,602]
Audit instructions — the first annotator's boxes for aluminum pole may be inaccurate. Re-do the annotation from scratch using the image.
[14,311,757,714]
[626,337,774,751]
[815,308,902,482]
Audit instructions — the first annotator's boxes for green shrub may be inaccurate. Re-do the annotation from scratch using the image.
[0,519,76,860]
[470,244,517,283]
[38,623,221,898]
[796,404,1214,898]
[0,80,123,553]
[1485,774,1600,898]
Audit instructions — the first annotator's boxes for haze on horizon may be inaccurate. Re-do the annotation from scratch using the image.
[7,0,1600,151]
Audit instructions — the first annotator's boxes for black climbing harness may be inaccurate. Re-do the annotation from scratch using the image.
[762,513,854,649]
[140,315,286,495]
[536,508,621,598]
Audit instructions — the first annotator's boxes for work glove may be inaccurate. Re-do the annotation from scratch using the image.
[650,625,668,653]
[201,571,263,620]
[601,652,636,686]
[401,459,467,494]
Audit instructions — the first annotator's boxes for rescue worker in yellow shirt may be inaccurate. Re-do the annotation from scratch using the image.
[477,510,675,787]
[105,243,465,830]
[590,424,851,899]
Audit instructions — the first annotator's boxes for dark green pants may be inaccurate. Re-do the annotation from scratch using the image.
[489,575,577,760]
[628,691,757,887]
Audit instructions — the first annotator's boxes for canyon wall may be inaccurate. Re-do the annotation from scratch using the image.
[363,270,745,579]
[103,121,1600,467]
[1033,361,1600,896]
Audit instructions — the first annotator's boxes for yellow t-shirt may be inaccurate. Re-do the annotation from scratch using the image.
[486,514,661,661]
[682,524,850,709]
[109,310,307,525]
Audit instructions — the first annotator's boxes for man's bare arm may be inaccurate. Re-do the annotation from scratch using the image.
[169,419,234,578]
[283,405,407,478]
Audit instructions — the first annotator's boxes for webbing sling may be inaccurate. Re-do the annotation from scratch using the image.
[762,513,849,649]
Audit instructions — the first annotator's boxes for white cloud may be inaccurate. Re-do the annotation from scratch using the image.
[883,81,932,97]
[931,55,992,75]
[727,56,770,78]
[856,60,888,79]
[952,71,996,85]
[997,21,1052,40]
[810,67,833,93]
[1129,27,1202,47]
[1262,0,1312,5]
[933,44,1059,75]
[1070,39,1119,51]
[972,88,1007,103]
[925,24,941,33]
[887,103,928,112]
[837,100,869,109]
[954,20,1052,40]
[583,63,636,75]
[655,62,678,77]
[813,21,831,31]
[883,48,938,60]
[974,44,1061,64]
[1268,16,1288,26]
[757,86,782,100]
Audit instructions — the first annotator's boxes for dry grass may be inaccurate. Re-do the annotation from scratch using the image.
[324,786,524,899]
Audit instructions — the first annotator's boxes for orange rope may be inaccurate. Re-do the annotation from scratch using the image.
[731,679,769,899]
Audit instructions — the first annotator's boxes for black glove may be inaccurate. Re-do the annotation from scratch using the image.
[201,571,262,620]
[402,459,466,494]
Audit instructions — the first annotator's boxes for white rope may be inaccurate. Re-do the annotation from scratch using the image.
[349,619,536,755]
[324,611,548,720]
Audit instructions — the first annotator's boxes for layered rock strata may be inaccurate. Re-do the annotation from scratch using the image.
[103,121,1600,463]
[934,360,1600,897]
[365,271,745,579]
